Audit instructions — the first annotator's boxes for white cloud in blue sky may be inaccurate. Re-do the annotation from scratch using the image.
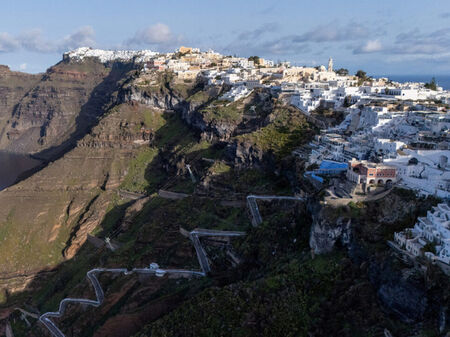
[0,0,449,75]
[0,26,95,53]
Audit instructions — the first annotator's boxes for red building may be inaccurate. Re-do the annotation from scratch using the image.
[347,159,397,185]
[146,58,166,70]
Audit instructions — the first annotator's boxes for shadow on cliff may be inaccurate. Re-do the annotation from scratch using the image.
[32,62,137,163]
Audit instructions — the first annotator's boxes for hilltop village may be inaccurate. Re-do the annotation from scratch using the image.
[66,46,450,268]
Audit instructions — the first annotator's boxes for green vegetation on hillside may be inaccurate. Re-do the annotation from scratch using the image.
[119,147,159,193]
[237,105,314,158]
[200,99,243,123]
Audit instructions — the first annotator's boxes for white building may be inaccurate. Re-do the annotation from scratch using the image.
[395,203,450,264]
[220,85,252,102]
[290,92,321,113]
[375,139,405,158]
[245,78,263,89]
[223,73,241,85]
[385,88,419,100]
[237,59,255,69]
[166,60,190,71]
[385,150,450,199]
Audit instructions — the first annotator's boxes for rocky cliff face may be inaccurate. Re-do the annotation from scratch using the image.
[120,83,186,111]
[308,192,449,325]
[0,59,137,160]
[0,99,154,293]
[225,140,274,170]
[0,66,40,144]
[0,65,200,293]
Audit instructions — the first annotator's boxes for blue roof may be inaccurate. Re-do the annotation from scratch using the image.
[311,173,324,183]
[319,160,348,170]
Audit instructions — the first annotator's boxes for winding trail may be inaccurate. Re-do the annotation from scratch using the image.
[38,228,244,337]
[188,228,245,273]
[36,193,301,336]
[246,195,304,226]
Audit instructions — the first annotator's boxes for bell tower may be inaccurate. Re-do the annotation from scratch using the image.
[327,57,333,72]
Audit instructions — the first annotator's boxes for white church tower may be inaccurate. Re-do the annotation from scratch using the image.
[327,57,333,72]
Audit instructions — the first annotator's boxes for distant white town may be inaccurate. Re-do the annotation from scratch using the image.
[65,46,450,268]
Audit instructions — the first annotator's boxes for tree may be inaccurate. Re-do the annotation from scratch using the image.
[355,70,367,79]
[343,95,353,107]
[424,77,437,91]
[248,56,260,65]
[422,241,436,254]
[355,70,367,85]
[335,68,349,76]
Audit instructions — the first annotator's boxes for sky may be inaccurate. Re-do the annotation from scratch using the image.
[0,0,449,76]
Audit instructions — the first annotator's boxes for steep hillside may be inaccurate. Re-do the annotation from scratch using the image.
[0,101,151,291]
[0,65,40,144]
[0,58,136,160]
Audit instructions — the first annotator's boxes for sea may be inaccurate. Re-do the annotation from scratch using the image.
[0,151,42,190]
[374,74,450,90]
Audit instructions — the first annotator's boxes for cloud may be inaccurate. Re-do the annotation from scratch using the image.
[221,21,373,59]
[125,23,178,47]
[392,28,450,55]
[353,39,383,54]
[19,63,27,70]
[221,23,284,56]
[0,32,19,52]
[18,29,53,53]
[0,26,95,53]
[292,22,370,43]
[352,27,450,57]
[58,26,95,51]
[260,37,310,55]
[257,5,277,15]
[236,23,279,41]
[440,12,450,18]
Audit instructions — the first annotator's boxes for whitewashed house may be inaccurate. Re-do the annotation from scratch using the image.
[395,203,450,264]
[375,139,405,158]
[220,85,252,102]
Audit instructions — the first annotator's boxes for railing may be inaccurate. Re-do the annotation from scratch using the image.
[38,193,308,336]
[38,228,244,337]
[246,195,304,226]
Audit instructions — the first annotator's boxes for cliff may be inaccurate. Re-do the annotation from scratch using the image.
[0,58,137,160]
[308,190,449,326]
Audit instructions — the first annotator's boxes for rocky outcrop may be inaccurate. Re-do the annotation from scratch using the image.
[368,257,428,322]
[180,101,215,136]
[63,193,110,259]
[225,140,274,170]
[200,119,239,141]
[308,201,352,254]
[310,193,447,324]
[120,84,185,111]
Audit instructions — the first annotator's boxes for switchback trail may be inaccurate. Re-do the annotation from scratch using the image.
[38,228,245,337]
